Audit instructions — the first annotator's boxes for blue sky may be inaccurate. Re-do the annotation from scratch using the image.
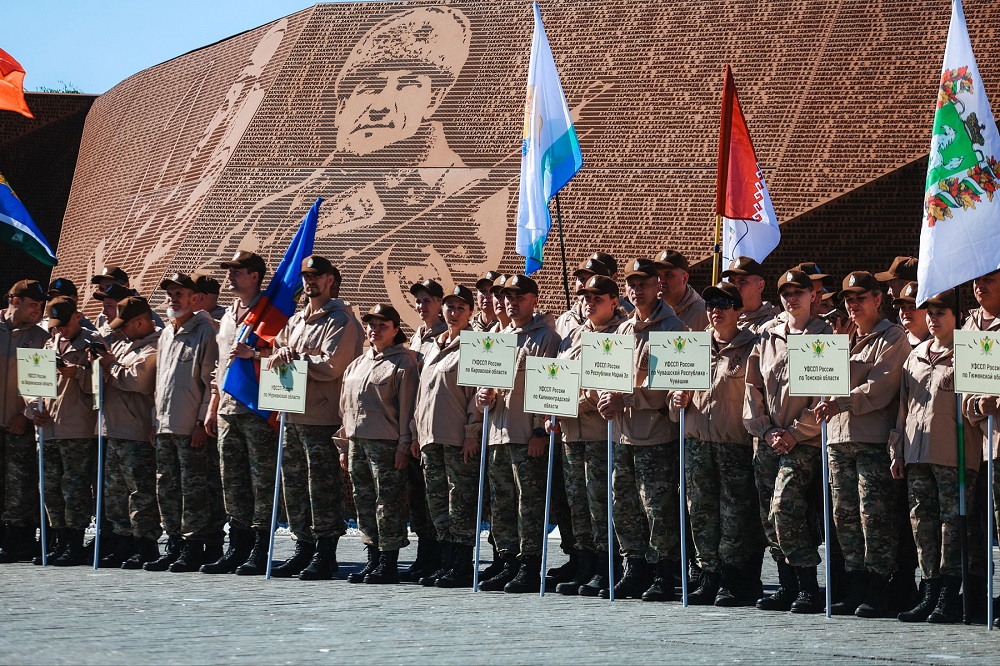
[1,1,340,94]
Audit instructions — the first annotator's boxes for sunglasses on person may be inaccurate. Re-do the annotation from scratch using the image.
[704,298,736,311]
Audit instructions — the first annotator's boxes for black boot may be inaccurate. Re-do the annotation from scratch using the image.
[579,551,612,597]
[886,569,918,613]
[504,556,542,594]
[926,575,962,624]
[52,529,87,566]
[641,559,677,602]
[830,570,867,615]
[203,537,224,566]
[143,535,182,571]
[401,536,439,582]
[479,542,504,581]
[687,569,721,605]
[478,553,520,592]
[234,530,271,576]
[420,541,455,587]
[168,539,205,572]
[789,566,824,614]
[0,525,32,563]
[715,564,753,607]
[201,527,253,574]
[123,537,160,570]
[545,550,577,588]
[100,535,134,568]
[348,543,380,583]
[756,560,799,611]
[299,535,339,580]
[364,549,400,584]
[556,549,596,596]
[33,527,65,565]
[270,540,315,579]
[898,578,943,622]
[601,557,652,600]
[855,572,890,618]
[436,544,474,588]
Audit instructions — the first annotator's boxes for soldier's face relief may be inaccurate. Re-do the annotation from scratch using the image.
[336,70,437,155]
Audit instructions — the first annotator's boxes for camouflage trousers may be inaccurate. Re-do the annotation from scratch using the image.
[349,438,409,551]
[219,412,277,531]
[43,438,96,530]
[612,442,679,563]
[685,438,757,572]
[282,423,345,543]
[1,429,38,526]
[907,463,977,579]
[549,442,575,554]
[488,443,548,558]
[754,440,821,567]
[406,455,433,538]
[829,441,898,576]
[969,457,1000,578]
[105,438,160,540]
[155,433,224,540]
[422,443,480,546]
[563,440,609,553]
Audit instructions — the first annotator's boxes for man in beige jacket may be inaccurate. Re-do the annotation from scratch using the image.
[654,249,708,332]
[721,257,780,334]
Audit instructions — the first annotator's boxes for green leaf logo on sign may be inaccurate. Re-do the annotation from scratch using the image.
[811,340,826,357]
[979,337,994,354]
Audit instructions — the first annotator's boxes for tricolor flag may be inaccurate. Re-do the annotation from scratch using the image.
[221,198,321,416]
[515,2,583,275]
[917,0,1000,305]
[0,170,56,265]
[0,48,33,119]
[717,65,780,268]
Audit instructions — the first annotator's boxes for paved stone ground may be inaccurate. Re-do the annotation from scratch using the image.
[2,534,999,665]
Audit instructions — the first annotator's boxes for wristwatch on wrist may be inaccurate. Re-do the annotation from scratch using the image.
[533,427,547,438]
[196,419,205,429]
[253,349,261,361]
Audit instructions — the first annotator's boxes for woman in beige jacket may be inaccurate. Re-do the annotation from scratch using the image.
[341,304,419,585]
[890,290,980,624]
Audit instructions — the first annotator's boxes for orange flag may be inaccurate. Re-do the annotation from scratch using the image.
[0,47,34,119]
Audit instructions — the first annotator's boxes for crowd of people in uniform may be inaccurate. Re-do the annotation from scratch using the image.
[1,248,999,627]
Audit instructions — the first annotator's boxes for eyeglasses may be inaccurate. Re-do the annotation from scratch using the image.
[704,299,736,311]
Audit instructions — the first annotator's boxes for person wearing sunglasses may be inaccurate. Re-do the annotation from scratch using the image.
[721,257,780,335]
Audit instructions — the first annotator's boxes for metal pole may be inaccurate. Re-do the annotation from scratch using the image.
[957,392,970,624]
[607,419,615,602]
[93,365,104,570]
[554,194,572,312]
[473,405,490,592]
[821,397,832,619]
[36,397,47,567]
[987,414,995,632]
[712,214,723,285]
[679,408,689,607]
[540,418,556,598]
[265,411,286,580]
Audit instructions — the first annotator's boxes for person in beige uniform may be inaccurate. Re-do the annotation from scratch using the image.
[93,283,132,347]
[874,256,919,301]
[654,249,708,332]
[0,280,48,563]
[413,286,482,588]
[341,304,419,585]
[794,263,834,319]
[269,255,362,580]
[488,275,511,332]
[721,257,780,334]
[192,274,226,322]
[471,271,501,333]
[553,258,610,339]
[893,282,930,347]
[745,269,832,614]
[814,272,910,618]
[892,289,979,624]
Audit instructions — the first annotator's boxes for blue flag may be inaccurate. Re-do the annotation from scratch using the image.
[0,170,57,265]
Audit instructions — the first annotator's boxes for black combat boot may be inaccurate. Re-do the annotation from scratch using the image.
[436,544,475,588]
[32,527,65,565]
[715,564,750,607]
[886,569,918,613]
[601,557,652,600]
[926,575,962,624]
[829,570,867,615]
[579,551,612,597]
[556,549,596,596]
[504,556,542,594]
[479,542,504,581]
[203,536,224,566]
[348,543,380,583]
[299,535,339,580]
[122,537,160,570]
[100,534,134,568]
[234,530,271,576]
[898,577,943,622]
[789,566,824,614]
[687,569,721,605]
[143,535,182,571]
[0,525,33,563]
[545,550,577,589]
[270,539,315,578]
[53,529,87,567]
[420,541,455,587]
[364,549,400,584]
[641,559,677,602]
[201,526,252,574]
[855,572,890,618]
[401,536,439,582]
[478,553,520,592]
[168,540,205,572]
[756,560,799,611]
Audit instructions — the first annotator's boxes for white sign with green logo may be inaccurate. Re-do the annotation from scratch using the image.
[17,348,57,399]
[580,332,634,392]
[458,332,518,389]
[258,361,308,414]
[787,334,851,397]
[523,357,582,418]
[954,330,1000,395]
[647,331,713,391]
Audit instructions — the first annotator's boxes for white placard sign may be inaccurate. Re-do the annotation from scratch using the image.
[647,331,713,391]
[17,348,57,399]
[523,357,582,418]
[954,330,1000,396]
[787,334,851,397]
[580,332,634,392]
[457,332,518,389]
[258,361,308,414]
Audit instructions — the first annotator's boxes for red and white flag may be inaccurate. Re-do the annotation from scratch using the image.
[717,65,778,266]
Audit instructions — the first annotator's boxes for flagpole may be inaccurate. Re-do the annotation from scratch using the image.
[715,65,734,287]
[554,194,571,311]
[712,215,723,285]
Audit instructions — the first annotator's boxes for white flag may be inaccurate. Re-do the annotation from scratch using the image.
[917,0,1000,304]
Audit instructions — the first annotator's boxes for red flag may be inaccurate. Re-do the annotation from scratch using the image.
[0,48,34,119]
